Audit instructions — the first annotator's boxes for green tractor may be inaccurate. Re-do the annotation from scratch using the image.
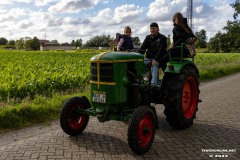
[60,45,200,155]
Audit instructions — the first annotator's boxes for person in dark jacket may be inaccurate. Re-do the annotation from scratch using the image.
[140,22,168,87]
[117,26,134,51]
[172,12,196,56]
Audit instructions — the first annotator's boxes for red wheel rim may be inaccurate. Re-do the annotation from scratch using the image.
[138,114,153,147]
[68,106,86,130]
[182,77,198,119]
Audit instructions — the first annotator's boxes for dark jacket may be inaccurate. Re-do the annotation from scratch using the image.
[140,33,167,62]
[120,35,134,50]
[172,23,195,46]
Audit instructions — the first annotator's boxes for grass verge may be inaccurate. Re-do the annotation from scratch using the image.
[199,65,240,81]
[0,90,89,133]
[195,53,240,81]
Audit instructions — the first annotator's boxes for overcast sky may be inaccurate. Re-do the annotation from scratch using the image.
[0,0,236,44]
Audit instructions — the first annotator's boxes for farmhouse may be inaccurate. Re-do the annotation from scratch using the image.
[39,40,75,51]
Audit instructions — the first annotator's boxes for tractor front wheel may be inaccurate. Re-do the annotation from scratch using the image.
[60,96,90,136]
[163,65,199,129]
[128,106,156,155]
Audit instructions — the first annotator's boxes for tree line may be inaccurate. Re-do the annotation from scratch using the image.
[0,35,141,51]
[0,37,41,50]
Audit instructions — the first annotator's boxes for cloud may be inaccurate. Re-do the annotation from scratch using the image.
[13,0,33,3]
[18,19,34,29]
[0,7,7,14]
[63,30,80,37]
[0,0,13,5]
[90,8,112,24]
[111,4,143,24]
[193,1,234,39]
[0,8,27,22]
[78,25,95,37]
[48,0,99,13]
[195,5,204,13]
[5,0,33,4]
[147,0,186,21]
[35,0,59,6]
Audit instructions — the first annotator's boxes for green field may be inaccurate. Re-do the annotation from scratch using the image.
[195,53,240,80]
[0,50,239,130]
[0,51,240,102]
[0,50,96,101]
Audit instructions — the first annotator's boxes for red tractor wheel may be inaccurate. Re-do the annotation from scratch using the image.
[128,106,156,155]
[60,96,90,136]
[163,65,199,129]
[182,77,198,119]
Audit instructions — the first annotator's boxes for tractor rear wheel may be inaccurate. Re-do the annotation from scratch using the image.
[163,65,199,129]
[60,96,90,136]
[128,106,156,155]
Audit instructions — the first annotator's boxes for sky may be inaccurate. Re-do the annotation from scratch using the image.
[0,0,236,44]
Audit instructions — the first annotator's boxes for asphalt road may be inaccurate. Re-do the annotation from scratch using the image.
[0,73,240,160]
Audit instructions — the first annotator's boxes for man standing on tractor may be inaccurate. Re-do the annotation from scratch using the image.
[140,22,168,91]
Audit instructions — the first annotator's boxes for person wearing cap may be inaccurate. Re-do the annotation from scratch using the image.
[140,22,168,88]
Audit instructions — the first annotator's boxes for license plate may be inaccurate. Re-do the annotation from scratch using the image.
[92,91,106,103]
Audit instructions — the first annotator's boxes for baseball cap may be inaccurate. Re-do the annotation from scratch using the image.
[150,22,159,28]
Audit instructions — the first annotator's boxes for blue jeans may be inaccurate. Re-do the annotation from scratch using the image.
[144,57,159,86]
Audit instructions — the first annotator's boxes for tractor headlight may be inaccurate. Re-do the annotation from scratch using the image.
[143,72,151,81]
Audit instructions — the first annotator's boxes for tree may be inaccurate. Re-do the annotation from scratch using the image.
[30,37,40,50]
[79,38,82,47]
[61,42,70,46]
[15,38,25,50]
[0,37,8,45]
[24,39,32,51]
[85,35,112,47]
[208,32,221,52]
[195,29,207,48]
[71,40,75,46]
[51,40,59,44]
[71,39,82,49]
[231,0,240,20]
[75,39,80,48]
[8,40,15,46]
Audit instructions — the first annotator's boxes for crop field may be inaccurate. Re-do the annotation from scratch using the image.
[195,53,240,80]
[0,50,96,101]
[0,51,240,102]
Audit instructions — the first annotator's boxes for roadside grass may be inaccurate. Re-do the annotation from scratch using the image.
[0,89,89,133]
[195,53,240,81]
[0,52,239,132]
[199,63,240,81]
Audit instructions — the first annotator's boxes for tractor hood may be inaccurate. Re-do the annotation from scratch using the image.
[90,51,144,62]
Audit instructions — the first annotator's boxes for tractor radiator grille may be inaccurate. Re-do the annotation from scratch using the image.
[91,63,114,82]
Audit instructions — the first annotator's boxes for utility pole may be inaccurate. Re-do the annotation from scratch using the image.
[187,0,193,30]
[44,33,47,40]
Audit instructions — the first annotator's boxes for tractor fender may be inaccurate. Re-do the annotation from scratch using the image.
[164,60,199,75]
